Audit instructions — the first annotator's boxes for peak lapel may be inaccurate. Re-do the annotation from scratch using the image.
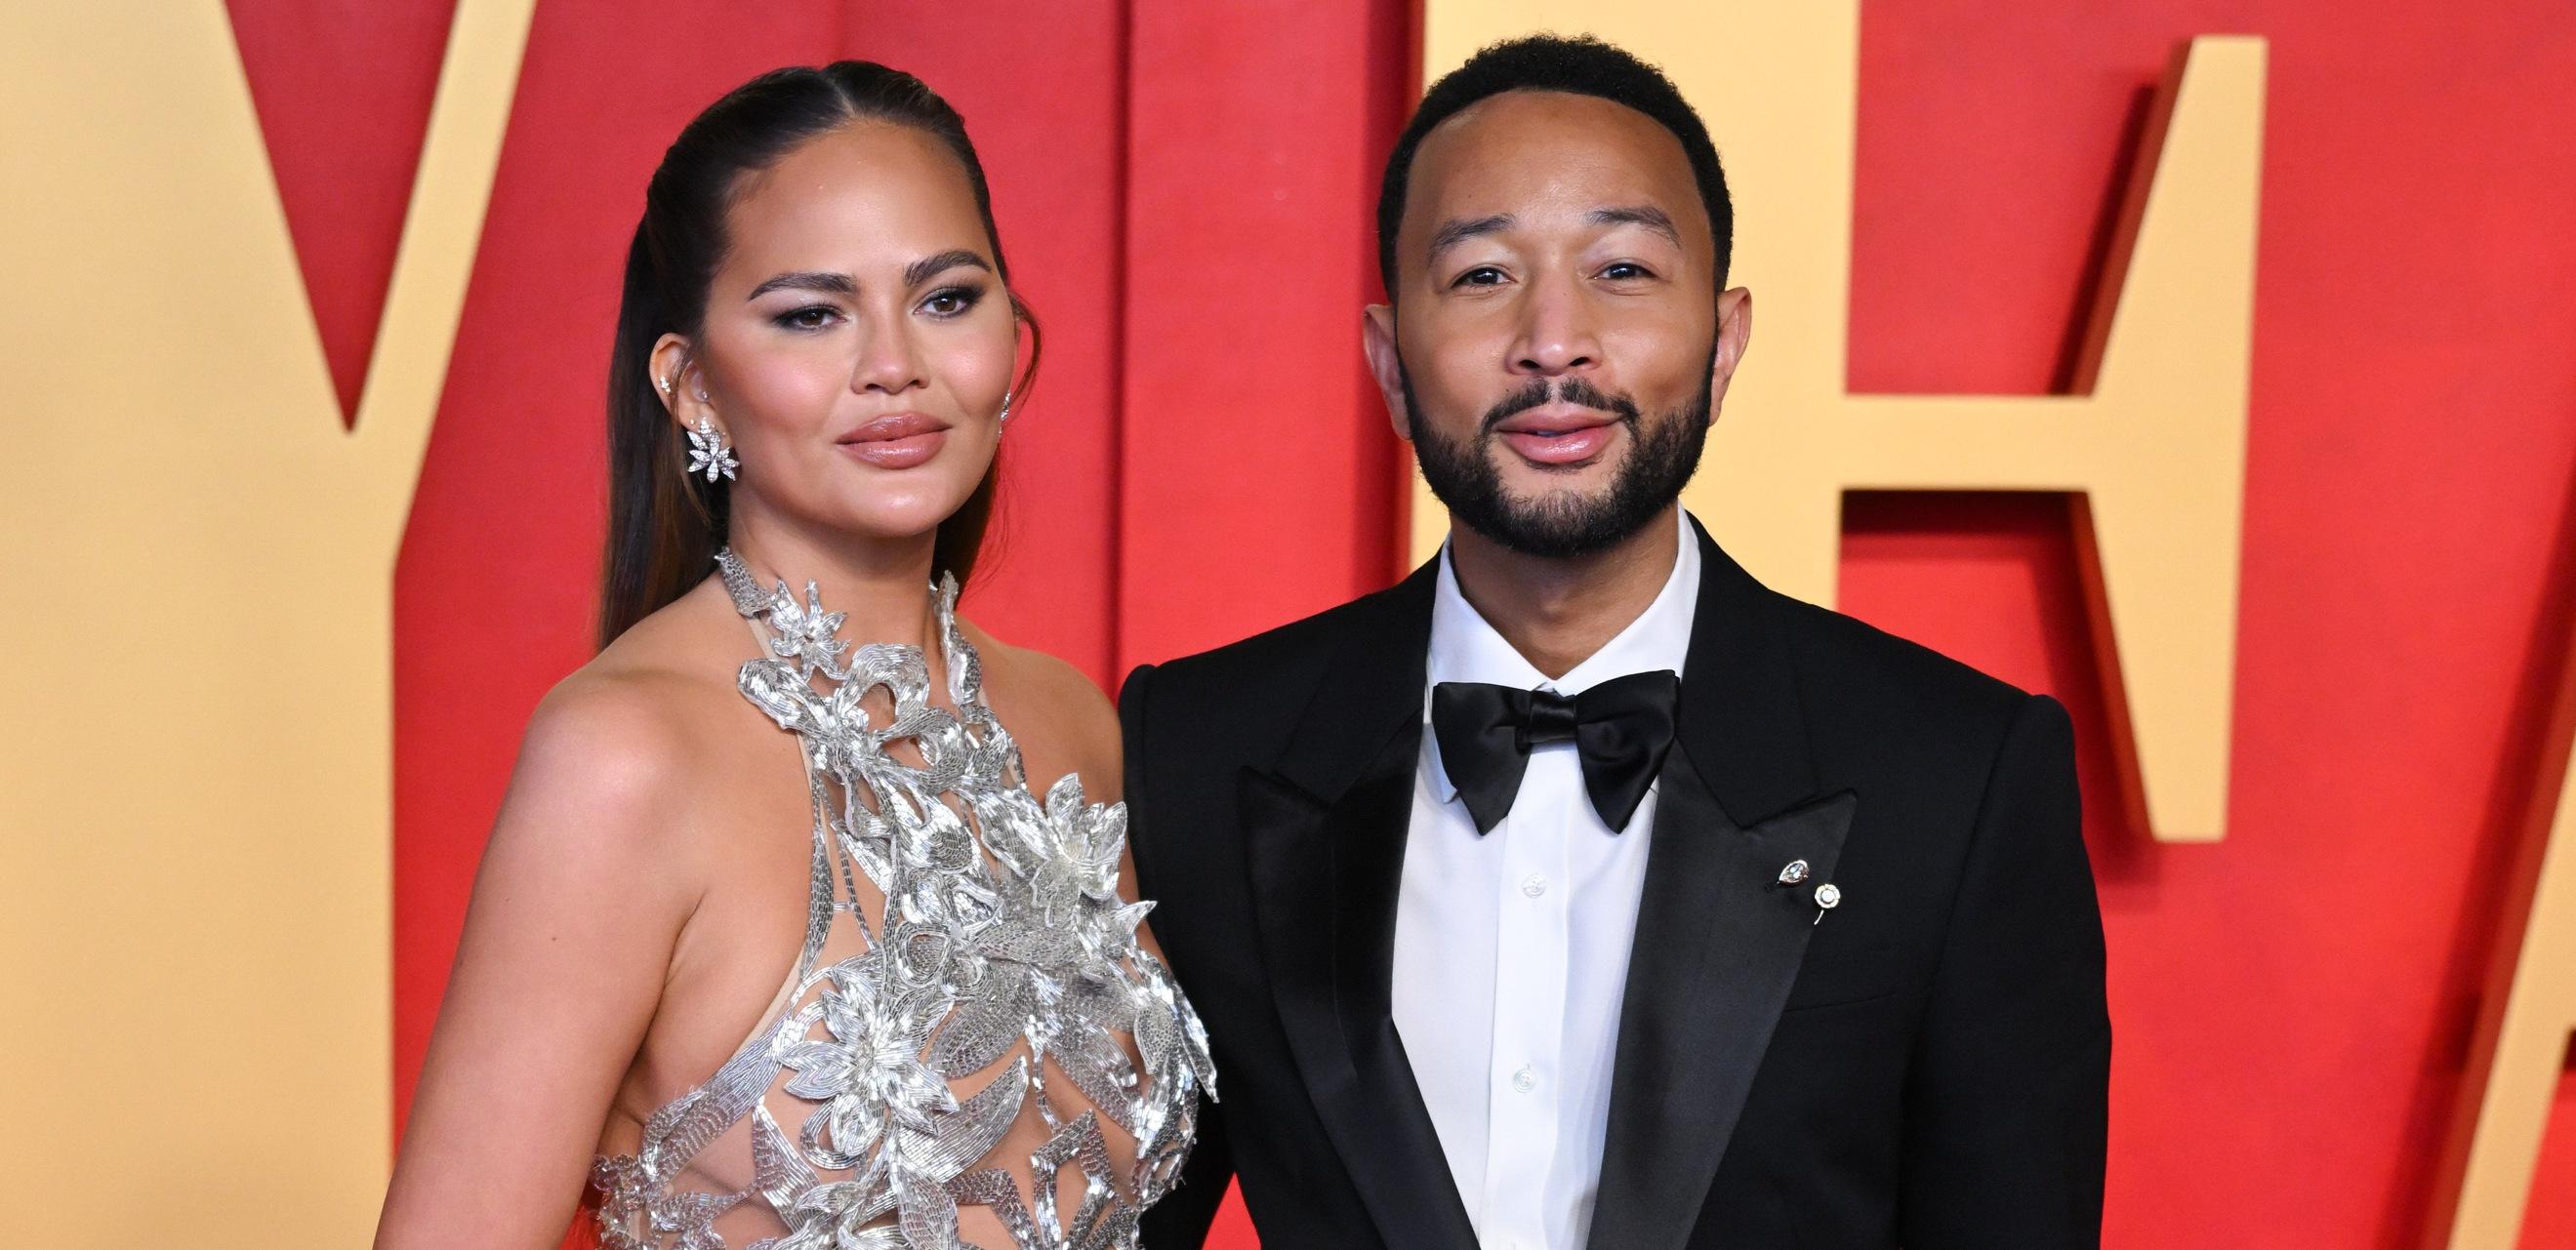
[1267,558,1441,802]
[1586,520,1853,1250]
[1240,561,1477,1249]
[1681,516,1825,829]
[1585,764,1858,1250]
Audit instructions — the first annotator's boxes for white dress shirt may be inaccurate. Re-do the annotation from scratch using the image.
[1391,509,1700,1250]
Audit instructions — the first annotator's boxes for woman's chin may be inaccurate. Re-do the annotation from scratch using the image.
[752,471,987,547]
[826,501,973,544]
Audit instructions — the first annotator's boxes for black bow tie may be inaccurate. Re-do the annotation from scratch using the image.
[1430,669,1681,835]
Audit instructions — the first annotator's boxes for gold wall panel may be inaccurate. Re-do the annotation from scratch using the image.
[0,2,532,1243]
[1413,0,2264,844]
[2433,669,2576,1248]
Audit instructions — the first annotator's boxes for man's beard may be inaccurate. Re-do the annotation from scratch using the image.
[1402,353,1714,559]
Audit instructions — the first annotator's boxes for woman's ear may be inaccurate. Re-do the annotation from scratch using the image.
[648,334,712,432]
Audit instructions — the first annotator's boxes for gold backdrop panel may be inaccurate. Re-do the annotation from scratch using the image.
[1412,0,2264,845]
[0,2,532,1244]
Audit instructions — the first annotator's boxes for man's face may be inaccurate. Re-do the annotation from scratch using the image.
[1367,90,1749,558]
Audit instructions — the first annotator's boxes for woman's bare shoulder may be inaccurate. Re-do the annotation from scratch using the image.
[505,583,745,865]
[959,618,1122,788]
[520,669,697,799]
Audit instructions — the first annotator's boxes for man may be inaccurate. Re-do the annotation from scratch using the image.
[1124,34,2109,1250]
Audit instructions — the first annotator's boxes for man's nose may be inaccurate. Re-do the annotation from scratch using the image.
[1509,272,1601,378]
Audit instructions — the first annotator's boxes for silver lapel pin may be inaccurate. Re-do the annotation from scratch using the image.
[1777,859,1811,887]
[1813,881,1842,925]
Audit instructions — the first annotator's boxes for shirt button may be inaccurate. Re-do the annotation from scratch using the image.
[1521,873,1548,898]
[1511,1065,1537,1094]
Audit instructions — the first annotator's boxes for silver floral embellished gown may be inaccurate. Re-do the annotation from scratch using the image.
[591,552,1213,1250]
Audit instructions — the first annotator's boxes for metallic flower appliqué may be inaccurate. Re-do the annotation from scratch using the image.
[590,554,1212,1250]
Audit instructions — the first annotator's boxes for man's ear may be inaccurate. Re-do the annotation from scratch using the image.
[1708,287,1754,409]
[648,334,713,432]
[1362,302,1411,441]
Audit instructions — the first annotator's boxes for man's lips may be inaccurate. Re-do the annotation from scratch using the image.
[838,413,951,469]
[1492,405,1621,466]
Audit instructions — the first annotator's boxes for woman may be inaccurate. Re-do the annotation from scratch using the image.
[375,62,1211,1250]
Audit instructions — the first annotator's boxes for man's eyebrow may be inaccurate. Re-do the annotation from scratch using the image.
[905,249,991,289]
[746,270,856,300]
[1425,214,1514,263]
[1589,205,1681,246]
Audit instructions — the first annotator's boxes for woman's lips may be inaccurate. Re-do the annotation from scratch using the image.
[838,414,950,469]
[1498,422,1619,465]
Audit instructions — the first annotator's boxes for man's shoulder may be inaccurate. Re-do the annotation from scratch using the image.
[1767,590,2041,747]
[1133,581,1408,712]
[1120,579,1424,800]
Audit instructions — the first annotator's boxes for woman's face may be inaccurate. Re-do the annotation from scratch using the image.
[664,120,1016,547]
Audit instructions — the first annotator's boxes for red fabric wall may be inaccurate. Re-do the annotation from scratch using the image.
[1844,6,2576,1245]
[225,1,2575,1244]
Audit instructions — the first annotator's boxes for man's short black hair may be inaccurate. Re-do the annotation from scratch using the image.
[1376,33,1733,299]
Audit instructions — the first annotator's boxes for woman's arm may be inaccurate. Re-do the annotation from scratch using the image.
[373,677,704,1249]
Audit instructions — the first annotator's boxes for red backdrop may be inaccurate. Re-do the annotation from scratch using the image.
[224,1,2576,1244]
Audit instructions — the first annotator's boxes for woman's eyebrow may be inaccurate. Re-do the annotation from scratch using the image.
[905,249,992,288]
[745,252,992,301]
[746,270,857,300]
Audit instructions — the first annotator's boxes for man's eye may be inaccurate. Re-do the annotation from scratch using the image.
[1600,262,1651,280]
[1453,266,1506,288]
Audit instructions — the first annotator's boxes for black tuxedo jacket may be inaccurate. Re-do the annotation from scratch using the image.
[1121,523,2109,1250]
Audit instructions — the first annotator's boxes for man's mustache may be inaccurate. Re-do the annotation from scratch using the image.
[1478,376,1644,433]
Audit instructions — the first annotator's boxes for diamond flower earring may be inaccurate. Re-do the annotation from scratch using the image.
[686,417,739,483]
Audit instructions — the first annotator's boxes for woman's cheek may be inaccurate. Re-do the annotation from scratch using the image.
[943,341,1014,421]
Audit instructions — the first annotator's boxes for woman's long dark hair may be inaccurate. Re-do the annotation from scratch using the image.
[597,61,1038,648]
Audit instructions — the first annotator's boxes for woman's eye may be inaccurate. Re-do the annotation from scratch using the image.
[774,305,838,331]
[1452,266,1507,288]
[920,287,982,317]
